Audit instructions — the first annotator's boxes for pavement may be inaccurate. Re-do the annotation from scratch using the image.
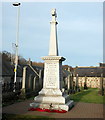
[2,99,104,119]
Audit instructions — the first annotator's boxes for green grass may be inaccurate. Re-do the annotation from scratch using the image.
[2,113,54,120]
[70,88,105,104]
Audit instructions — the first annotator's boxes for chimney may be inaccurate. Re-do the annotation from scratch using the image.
[28,58,32,66]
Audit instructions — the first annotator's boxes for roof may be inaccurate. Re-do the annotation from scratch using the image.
[74,67,105,77]
[62,70,70,78]
[2,60,23,77]
[1,54,43,77]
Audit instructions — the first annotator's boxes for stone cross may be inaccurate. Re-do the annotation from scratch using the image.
[51,8,57,20]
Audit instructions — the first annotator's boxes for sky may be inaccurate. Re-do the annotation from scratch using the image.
[2,2,103,67]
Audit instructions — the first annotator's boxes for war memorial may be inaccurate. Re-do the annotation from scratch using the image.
[2,4,104,119]
[30,8,74,112]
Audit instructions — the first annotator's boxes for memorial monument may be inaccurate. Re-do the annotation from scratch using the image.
[30,8,74,112]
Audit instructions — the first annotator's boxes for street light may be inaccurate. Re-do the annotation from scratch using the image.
[13,2,21,6]
[13,2,21,91]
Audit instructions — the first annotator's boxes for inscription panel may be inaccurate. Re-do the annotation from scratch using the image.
[45,62,58,88]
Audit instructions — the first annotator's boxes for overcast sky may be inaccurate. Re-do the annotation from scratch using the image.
[2,2,103,67]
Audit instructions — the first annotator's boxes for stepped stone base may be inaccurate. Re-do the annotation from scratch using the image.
[30,88,74,111]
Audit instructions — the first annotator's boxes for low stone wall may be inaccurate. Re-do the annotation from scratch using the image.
[73,77,101,88]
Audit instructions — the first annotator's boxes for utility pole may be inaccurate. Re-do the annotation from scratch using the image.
[13,2,21,91]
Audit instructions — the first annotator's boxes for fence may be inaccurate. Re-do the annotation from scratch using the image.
[2,82,22,93]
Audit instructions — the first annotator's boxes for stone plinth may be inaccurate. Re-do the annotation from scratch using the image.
[30,56,74,111]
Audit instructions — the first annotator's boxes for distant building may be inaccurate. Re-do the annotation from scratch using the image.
[1,53,23,84]
[99,63,105,67]
[1,53,44,94]
[73,63,105,88]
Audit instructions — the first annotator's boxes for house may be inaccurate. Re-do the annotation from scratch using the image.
[73,63,105,88]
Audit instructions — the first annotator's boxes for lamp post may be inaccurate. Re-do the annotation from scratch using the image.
[13,2,21,92]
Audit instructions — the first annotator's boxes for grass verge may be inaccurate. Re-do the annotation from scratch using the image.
[70,88,105,104]
[2,113,54,120]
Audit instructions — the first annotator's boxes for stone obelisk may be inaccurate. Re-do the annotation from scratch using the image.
[30,9,74,111]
